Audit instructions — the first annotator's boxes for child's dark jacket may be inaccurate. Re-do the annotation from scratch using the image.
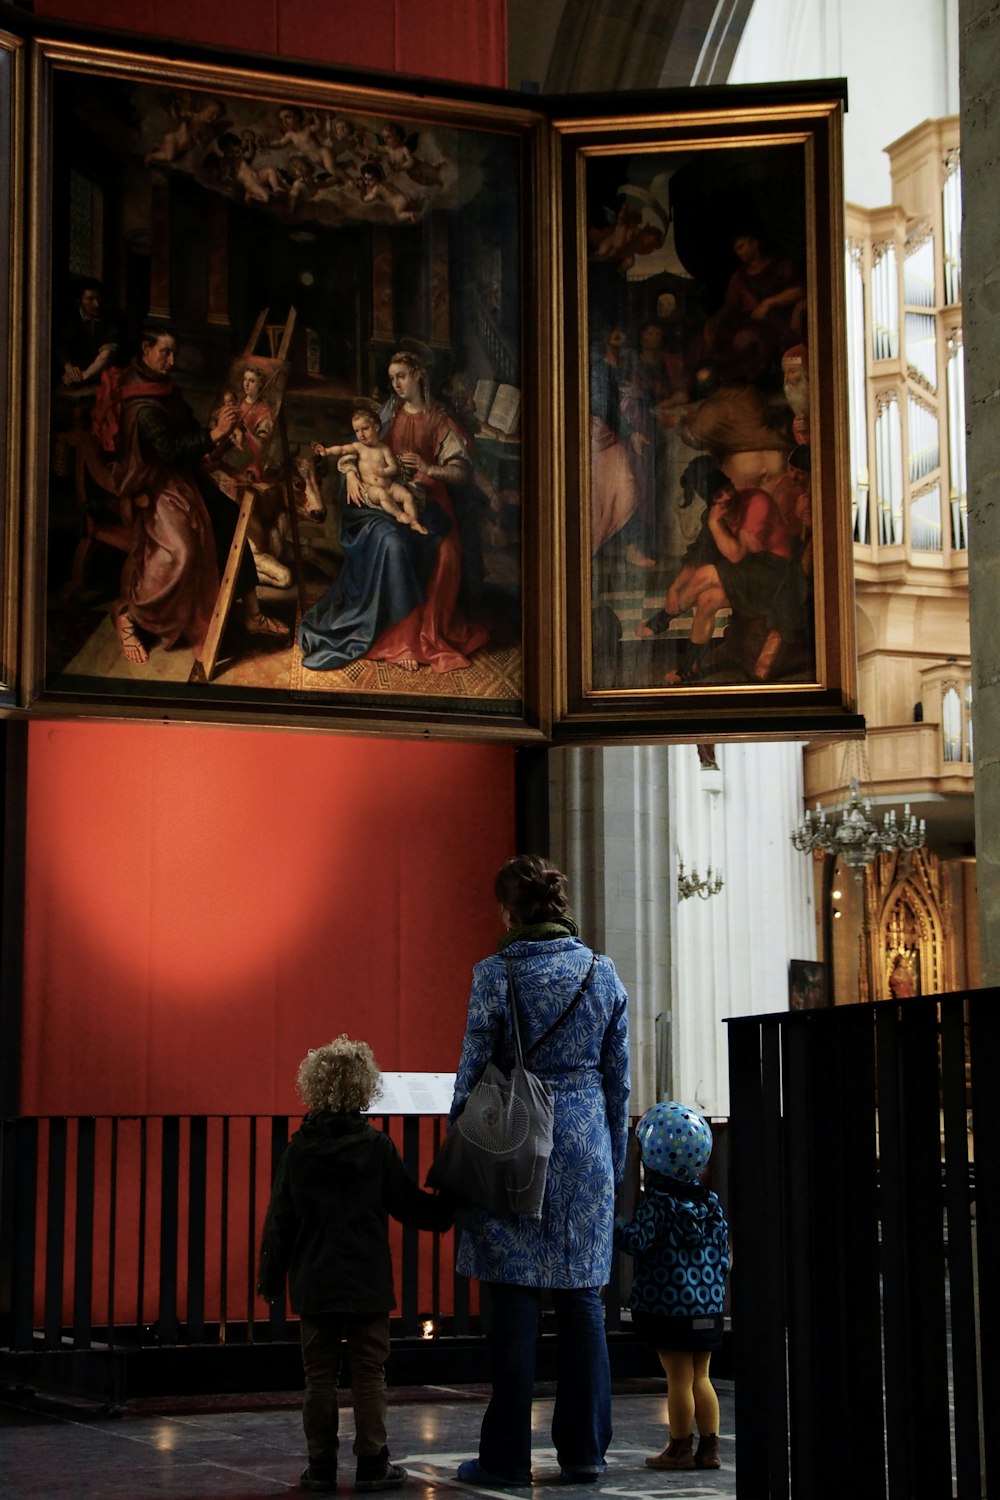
[258,1110,452,1316]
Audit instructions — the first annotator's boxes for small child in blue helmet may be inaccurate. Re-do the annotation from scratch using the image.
[616,1101,731,1471]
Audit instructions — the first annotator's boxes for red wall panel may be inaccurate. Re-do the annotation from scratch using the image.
[32,0,508,85]
[277,0,400,74]
[21,721,515,1115]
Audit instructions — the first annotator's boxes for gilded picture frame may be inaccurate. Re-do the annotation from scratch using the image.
[550,88,860,743]
[20,35,551,739]
[14,27,858,744]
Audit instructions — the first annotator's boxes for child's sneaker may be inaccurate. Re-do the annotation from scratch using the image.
[356,1449,406,1491]
[301,1463,339,1492]
[355,1462,407,1491]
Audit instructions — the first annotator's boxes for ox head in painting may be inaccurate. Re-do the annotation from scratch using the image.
[291,448,328,523]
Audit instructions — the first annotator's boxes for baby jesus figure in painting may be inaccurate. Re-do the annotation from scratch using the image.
[314,402,429,534]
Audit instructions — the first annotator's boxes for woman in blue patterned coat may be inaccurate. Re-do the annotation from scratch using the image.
[450,855,631,1487]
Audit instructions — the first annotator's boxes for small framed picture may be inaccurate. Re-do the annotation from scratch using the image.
[789,959,829,1010]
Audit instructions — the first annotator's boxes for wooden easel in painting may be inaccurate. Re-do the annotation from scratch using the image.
[190,307,306,684]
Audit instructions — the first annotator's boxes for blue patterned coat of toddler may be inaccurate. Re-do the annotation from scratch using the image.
[451,935,631,1288]
[617,1172,730,1317]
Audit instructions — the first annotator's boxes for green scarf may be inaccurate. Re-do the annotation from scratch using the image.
[497,917,579,951]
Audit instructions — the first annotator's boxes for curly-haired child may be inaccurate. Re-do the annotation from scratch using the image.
[616,1101,731,1472]
[258,1036,453,1493]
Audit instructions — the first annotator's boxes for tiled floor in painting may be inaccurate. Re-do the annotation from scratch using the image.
[0,1380,736,1500]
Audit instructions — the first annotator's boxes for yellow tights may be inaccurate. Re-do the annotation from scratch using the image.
[658,1348,719,1440]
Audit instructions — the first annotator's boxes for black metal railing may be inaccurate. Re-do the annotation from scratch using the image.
[727,989,998,1500]
[0,1111,632,1400]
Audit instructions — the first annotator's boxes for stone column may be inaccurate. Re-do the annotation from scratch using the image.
[669,740,816,1117]
[548,745,673,1115]
[960,0,1000,983]
[548,741,817,1119]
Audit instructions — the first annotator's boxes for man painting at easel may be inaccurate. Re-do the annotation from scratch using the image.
[95,326,290,665]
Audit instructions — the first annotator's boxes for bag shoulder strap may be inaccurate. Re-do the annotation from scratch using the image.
[503,951,600,1065]
[503,954,527,1071]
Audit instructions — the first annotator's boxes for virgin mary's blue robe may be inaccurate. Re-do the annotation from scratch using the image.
[297,399,488,672]
[297,498,448,671]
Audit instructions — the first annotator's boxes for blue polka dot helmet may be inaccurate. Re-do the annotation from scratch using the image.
[636,1101,713,1182]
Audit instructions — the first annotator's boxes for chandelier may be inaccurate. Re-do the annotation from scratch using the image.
[791,743,926,877]
[677,859,724,901]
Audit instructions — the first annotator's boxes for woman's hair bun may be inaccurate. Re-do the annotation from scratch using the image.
[494,855,569,925]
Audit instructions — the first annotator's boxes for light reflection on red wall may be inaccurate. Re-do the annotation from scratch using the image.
[21,722,516,1115]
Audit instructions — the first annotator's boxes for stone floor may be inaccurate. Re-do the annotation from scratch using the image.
[0,1379,736,1499]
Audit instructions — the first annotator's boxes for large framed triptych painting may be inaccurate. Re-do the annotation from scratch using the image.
[1,16,859,743]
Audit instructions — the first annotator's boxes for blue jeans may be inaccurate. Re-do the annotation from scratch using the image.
[478,1283,612,1480]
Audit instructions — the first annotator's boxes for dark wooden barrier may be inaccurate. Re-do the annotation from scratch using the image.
[0,1111,640,1403]
[727,989,997,1500]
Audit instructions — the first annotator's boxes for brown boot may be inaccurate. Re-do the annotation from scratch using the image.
[645,1435,694,1470]
[695,1433,721,1469]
